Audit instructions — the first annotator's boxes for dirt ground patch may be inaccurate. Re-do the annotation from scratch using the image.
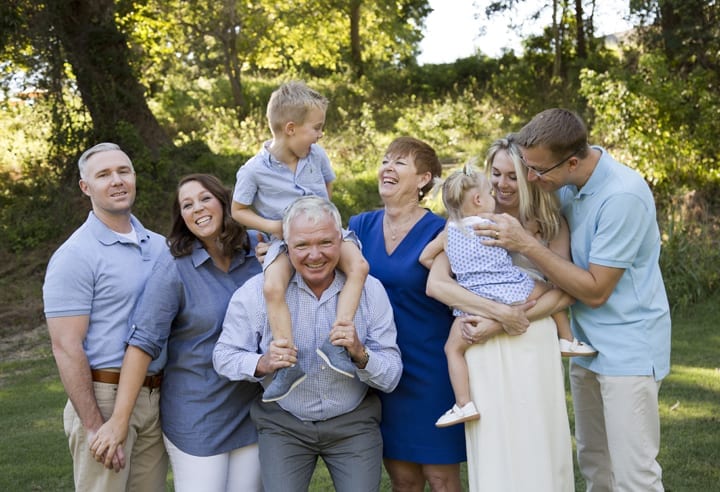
[0,246,54,361]
[0,323,50,363]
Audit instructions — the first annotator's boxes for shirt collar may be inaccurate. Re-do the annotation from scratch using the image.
[190,238,252,271]
[88,211,149,245]
[561,145,609,199]
[291,270,345,301]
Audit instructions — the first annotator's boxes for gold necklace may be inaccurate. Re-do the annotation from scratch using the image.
[384,212,417,241]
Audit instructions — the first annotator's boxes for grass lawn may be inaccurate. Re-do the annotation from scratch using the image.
[1,295,718,491]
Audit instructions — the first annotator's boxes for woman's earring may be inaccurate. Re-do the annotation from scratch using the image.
[418,189,424,198]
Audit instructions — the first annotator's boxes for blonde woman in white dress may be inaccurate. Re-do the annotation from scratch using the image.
[426,137,575,492]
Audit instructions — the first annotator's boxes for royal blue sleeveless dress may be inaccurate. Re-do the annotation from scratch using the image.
[349,209,466,464]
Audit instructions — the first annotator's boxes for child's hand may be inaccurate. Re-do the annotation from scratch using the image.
[255,233,269,265]
[461,315,504,344]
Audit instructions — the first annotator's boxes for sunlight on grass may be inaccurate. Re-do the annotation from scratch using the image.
[666,365,720,390]
[660,365,720,422]
[2,299,719,491]
[44,380,67,393]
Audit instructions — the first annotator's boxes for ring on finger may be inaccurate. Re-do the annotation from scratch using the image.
[495,231,500,239]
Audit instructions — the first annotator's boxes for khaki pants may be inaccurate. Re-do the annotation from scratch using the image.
[570,363,663,492]
[63,382,168,492]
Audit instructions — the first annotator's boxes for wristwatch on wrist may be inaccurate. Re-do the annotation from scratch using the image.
[355,346,370,367]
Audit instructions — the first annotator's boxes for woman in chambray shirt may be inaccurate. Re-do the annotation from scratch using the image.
[90,174,263,492]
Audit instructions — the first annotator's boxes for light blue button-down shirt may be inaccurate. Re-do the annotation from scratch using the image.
[214,270,403,421]
[127,239,263,456]
[233,141,336,221]
[43,212,167,373]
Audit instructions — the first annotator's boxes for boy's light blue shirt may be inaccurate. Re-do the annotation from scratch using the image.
[558,147,671,380]
[233,141,335,221]
[43,212,167,373]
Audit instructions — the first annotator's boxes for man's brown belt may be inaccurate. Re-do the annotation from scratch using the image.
[91,369,162,389]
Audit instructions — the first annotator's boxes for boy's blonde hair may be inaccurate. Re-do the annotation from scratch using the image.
[442,162,490,223]
[266,81,329,135]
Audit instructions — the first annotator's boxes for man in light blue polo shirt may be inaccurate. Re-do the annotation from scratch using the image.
[483,109,670,492]
[43,142,168,492]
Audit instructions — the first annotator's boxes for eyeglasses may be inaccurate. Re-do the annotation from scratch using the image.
[521,149,578,177]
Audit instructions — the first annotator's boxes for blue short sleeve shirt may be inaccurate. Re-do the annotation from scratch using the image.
[233,141,335,220]
[558,148,671,380]
[43,212,167,373]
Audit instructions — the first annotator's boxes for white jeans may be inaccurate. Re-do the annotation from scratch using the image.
[163,434,262,492]
[570,363,664,492]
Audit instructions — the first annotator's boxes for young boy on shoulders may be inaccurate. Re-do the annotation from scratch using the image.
[231,81,369,403]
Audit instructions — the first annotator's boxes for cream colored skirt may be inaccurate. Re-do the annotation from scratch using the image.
[464,317,574,492]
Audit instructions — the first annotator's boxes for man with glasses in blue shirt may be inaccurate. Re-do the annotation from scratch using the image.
[478,109,670,491]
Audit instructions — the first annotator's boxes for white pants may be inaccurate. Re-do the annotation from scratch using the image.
[570,363,664,492]
[163,434,262,492]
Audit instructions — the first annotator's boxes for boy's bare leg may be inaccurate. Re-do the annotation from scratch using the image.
[262,253,306,402]
[317,241,369,378]
[335,241,369,324]
[263,253,294,344]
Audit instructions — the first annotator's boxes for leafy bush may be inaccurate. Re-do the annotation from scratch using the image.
[658,193,720,311]
[393,87,506,164]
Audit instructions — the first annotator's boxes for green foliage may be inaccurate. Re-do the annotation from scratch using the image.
[0,175,79,253]
[580,55,720,311]
[580,55,720,203]
[393,87,504,163]
[3,0,720,312]
[657,195,720,311]
[0,100,84,252]
[325,101,386,221]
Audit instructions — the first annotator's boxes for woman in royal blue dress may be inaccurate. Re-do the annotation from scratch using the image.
[348,137,465,491]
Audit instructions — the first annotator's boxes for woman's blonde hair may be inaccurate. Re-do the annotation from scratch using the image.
[485,137,562,242]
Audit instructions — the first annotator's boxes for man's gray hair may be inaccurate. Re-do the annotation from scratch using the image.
[282,196,342,240]
[78,142,130,179]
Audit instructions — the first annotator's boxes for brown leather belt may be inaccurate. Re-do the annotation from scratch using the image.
[91,369,163,389]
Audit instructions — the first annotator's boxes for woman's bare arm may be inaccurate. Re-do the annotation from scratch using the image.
[426,252,532,335]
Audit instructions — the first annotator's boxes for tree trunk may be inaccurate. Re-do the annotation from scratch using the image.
[349,0,363,78]
[574,0,587,59]
[552,0,562,79]
[218,1,247,122]
[48,0,172,155]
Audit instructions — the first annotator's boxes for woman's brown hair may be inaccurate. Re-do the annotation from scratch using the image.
[167,174,250,258]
